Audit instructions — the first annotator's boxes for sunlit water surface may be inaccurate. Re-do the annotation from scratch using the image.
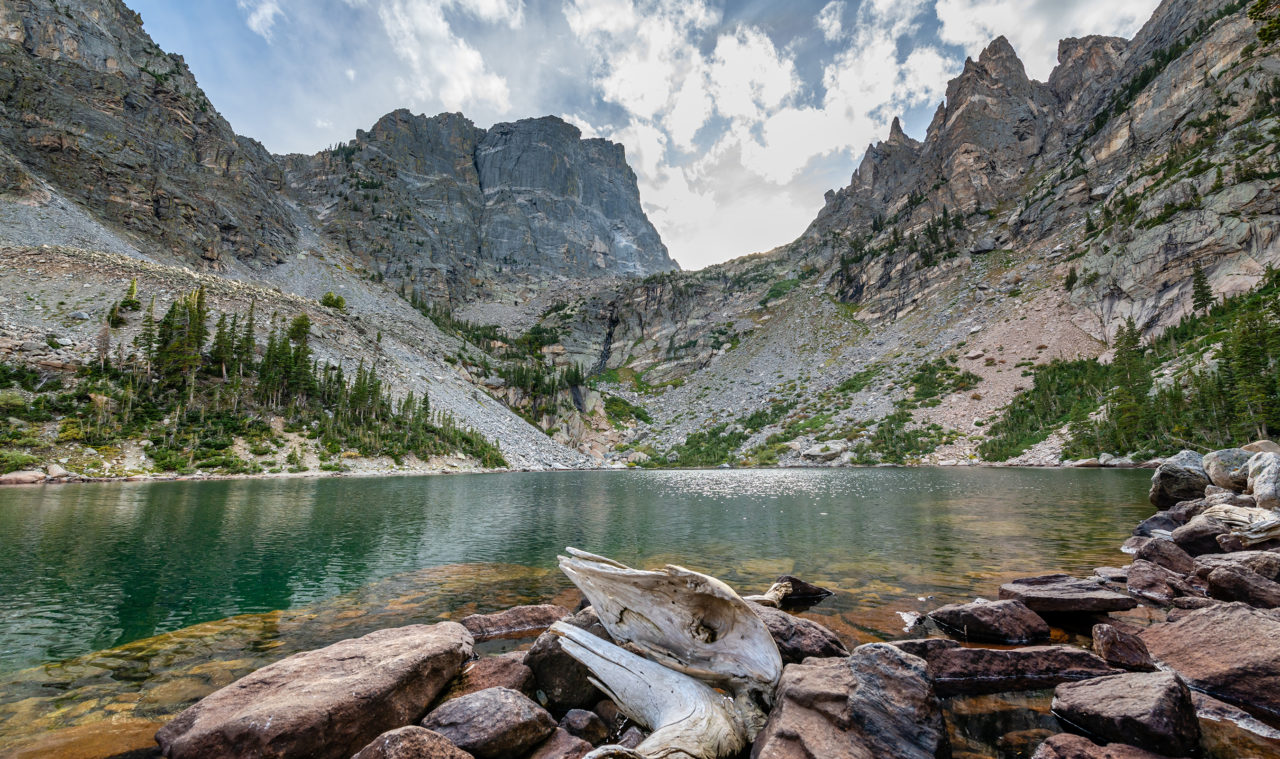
[0,468,1166,754]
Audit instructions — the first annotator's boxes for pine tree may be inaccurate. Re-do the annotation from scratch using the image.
[1192,262,1213,314]
[192,287,210,351]
[236,301,256,375]
[209,314,234,379]
[134,297,157,374]
[121,279,141,311]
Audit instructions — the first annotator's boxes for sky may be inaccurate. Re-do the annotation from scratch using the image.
[129,0,1161,270]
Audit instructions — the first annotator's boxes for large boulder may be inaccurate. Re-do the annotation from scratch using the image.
[1170,515,1229,556]
[999,575,1138,613]
[523,607,609,712]
[1051,671,1200,757]
[1148,450,1209,509]
[460,604,569,642]
[1031,733,1177,758]
[421,687,556,759]
[1091,624,1155,672]
[351,727,475,759]
[1205,565,1280,608]
[1243,440,1280,454]
[751,644,946,759]
[0,470,44,485]
[924,645,1118,697]
[1141,602,1280,720]
[1246,452,1280,510]
[1134,540,1195,575]
[748,603,848,663]
[155,622,473,759]
[927,599,1049,643]
[1203,448,1253,491]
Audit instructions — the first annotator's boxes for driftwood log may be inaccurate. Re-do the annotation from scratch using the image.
[551,548,785,759]
[1204,504,1280,546]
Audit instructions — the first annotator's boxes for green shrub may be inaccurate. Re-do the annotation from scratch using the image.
[320,291,346,310]
[0,449,38,474]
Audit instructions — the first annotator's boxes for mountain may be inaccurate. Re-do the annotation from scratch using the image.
[0,0,1277,473]
[0,0,675,292]
[280,110,676,301]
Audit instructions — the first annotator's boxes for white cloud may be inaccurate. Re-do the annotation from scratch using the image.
[345,68,357,81]
[935,0,1161,80]
[816,1,844,42]
[374,0,515,112]
[237,0,284,40]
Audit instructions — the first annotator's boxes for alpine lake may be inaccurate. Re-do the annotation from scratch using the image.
[0,467,1274,758]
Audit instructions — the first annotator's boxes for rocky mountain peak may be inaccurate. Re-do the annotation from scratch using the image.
[976,35,1031,82]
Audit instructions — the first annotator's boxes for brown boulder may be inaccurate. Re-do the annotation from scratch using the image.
[421,687,556,759]
[1051,671,1199,756]
[438,652,534,702]
[748,602,848,663]
[558,709,608,746]
[1205,565,1280,608]
[0,470,44,485]
[751,643,946,759]
[1090,624,1155,672]
[1134,540,1195,575]
[351,727,475,759]
[525,728,592,759]
[523,607,609,712]
[460,604,569,642]
[926,645,1118,697]
[1170,516,1228,556]
[1141,602,1280,720]
[155,622,472,759]
[999,575,1138,613]
[888,638,959,660]
[928,599,1049,643]
[1125,560,1198,606]
[1031,733,1175,758]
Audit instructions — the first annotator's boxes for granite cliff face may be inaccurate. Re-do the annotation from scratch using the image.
[0,0,675,293]
[0,0,297,265]
[281,112,675,301]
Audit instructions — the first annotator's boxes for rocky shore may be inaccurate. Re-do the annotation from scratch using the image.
[111,443,1280,759]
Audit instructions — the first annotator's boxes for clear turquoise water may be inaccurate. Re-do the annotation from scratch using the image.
[0,467,1152,674]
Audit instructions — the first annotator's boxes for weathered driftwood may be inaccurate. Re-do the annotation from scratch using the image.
[1203,504,1280,546]
[553,548,784,759]
[553,622,750,759]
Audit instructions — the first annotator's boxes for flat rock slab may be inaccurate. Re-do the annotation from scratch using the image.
[999,575,1138,613]
[751,643,946,759]
[352,727,475,759]
[748,602,849,663]
[460,604,569,641]
[1193,551,1280,581]
[1126,560,1199,606]
[1141,602,1280,721]
[156,622,473,759]
[928,599,1049,643]
[926,645,1118,697]
[1032,733,1175,759]
[1051,671,1200,756]
[1134,540,1195,575]
[421,686,555,759]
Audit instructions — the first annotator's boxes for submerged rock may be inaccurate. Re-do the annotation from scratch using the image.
[1051,671,1200,757]
[460,604,570,642]
[1141,602,1280,721]
[421,687,556,759]
[1031,733,1175,758]
[1148,451,1209,509]
[155,622,473,759]
[999,574,1138,613]
[927,599,1049,643]
[751,644,946,759]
